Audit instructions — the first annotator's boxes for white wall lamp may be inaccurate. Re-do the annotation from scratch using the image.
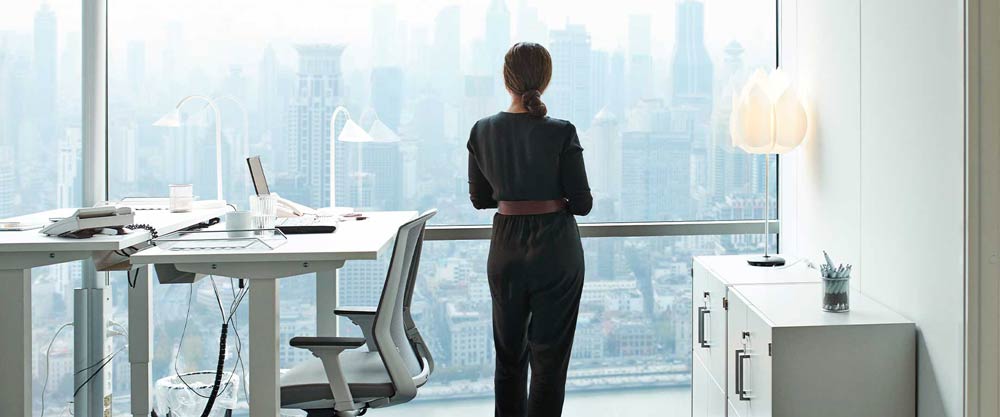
[329,106,373,208]
[731,68,809,266]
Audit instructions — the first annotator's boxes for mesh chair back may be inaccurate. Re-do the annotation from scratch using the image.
[372,210,436,403]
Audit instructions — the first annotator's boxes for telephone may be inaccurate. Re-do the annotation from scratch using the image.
[41,206,135,237]
[273,193,316,218]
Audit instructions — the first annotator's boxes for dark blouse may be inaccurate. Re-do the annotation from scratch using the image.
[467,112,593,216]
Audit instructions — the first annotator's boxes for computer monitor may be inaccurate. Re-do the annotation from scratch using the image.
[247,156,271,196]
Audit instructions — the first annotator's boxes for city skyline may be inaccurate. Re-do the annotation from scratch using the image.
[0,1,779,415]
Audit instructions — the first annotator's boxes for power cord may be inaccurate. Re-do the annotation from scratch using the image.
[40,323,73,417]
[173,277,248,414]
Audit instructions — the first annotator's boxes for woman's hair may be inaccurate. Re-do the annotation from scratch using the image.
[503,42,553,117]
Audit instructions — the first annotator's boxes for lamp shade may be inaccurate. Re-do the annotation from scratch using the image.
[152,109,182,128]
[337,119,374,143]
[730,68,808,154]
[368,119,400,143]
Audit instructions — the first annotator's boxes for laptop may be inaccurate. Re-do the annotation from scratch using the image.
[247,156,338,234]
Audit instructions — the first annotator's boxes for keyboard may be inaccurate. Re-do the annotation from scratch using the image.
[275,215,338,234]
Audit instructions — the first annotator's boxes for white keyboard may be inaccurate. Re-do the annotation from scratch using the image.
[276,215,339,227]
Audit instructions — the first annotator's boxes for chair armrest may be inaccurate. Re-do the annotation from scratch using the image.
[289,337,366,349]
[334,307,376,316]
[334,308,378,350]
[289,336,365,413]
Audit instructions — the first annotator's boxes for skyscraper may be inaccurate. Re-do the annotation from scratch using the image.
[671,0,714,111]
[126,41,146,100]
[627,14,654,107]
[371,1,400,67]
[621,100,692,220]
[432,6,462,104]
[370,67,404,131]
[485,0,511,74]
[287,44,346,208]
[33,3,58,143]
[549,24,593,128]
[514,0,547,43]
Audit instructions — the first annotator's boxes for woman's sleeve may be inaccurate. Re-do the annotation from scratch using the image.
[468,130,498,210]
[560,124,593,216]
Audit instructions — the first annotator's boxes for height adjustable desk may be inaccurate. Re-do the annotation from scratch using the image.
[131,210,417,417]
[0,207,229,417]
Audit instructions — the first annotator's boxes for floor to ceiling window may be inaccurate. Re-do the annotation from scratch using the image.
[103,0,776,415]
[0,2,85,415]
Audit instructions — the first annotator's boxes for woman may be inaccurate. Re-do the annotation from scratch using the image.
[467,42,592,417]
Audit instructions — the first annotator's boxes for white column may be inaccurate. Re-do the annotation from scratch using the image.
[128,267,153,417]
[316,270,338,336]
[0,269,30,416]
[249,279,280,416]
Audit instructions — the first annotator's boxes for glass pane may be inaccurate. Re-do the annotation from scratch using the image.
[1,2,84,415]
[357,234,766,416]
[107,0,777,223]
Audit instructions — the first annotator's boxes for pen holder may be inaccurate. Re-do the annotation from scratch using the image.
[821,275,850,312]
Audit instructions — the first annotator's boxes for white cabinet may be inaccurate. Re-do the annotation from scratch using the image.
[726,284,915,417]
[692,256,915,417]
[692,255,818,408]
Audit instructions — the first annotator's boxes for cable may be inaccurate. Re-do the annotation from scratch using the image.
[40,323,73,417]
[73,346,125,398]
[173,278,249,406]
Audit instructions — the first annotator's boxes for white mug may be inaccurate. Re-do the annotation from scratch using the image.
[225,211,254,238]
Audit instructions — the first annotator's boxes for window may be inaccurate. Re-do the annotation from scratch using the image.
[101,0,777,415]
[1,2,84,414]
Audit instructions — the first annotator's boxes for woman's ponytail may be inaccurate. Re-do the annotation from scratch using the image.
[521,90,547,117]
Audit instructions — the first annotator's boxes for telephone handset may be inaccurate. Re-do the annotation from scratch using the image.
[41,206,135,237]
[272,193,316,218]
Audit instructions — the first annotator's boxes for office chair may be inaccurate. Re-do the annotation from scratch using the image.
[280,210,437,417]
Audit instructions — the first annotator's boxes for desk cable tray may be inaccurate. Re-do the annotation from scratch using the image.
[153,229,288,251]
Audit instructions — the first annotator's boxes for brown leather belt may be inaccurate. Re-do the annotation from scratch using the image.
[498,200,566,215]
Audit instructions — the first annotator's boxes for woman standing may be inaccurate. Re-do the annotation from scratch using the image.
[467,42,593,417]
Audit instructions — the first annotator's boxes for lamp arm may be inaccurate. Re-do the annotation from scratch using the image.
[329,106,351,207]
[174,95,224,201]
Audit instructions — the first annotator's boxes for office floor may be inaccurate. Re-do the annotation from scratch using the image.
[362,386,690,417]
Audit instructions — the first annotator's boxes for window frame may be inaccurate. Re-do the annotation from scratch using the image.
[83,0,783,243]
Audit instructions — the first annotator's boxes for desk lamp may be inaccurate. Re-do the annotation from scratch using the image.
[730,68,808,266]
[154,95,227,207]
[329,106,373,207]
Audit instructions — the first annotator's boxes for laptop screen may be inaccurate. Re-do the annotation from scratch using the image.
[247,156,270,196]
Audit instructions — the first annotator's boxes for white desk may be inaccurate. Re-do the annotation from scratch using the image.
[131,210,417,416]
[0,207,229,417]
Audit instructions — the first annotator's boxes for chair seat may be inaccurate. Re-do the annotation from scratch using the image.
[280,350,394,408]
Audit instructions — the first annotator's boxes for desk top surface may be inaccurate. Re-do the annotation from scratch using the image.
[131,211,418,265]
[0,207,230,253]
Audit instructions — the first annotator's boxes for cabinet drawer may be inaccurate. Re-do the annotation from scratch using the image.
[693,262,728,384]
[693,354,727,417]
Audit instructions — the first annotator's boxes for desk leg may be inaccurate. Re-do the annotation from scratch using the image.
[316,270,338,336]
[0,269,30,417]
[128,267,152,417]
[249,279,280,416]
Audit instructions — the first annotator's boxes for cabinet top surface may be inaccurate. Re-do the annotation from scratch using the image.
[694,255,820,286]
[733,283,914,328]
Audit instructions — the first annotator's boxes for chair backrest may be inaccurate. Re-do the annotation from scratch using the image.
[402,213,435,375]
[372,209,436,403]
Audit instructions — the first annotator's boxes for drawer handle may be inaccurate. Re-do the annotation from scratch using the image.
[736,349,752,401]
[697,306,710,348]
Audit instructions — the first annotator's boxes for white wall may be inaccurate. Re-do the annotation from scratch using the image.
[780,1,965,416]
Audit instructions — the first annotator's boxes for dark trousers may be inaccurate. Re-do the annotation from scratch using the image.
[488,211,585,417]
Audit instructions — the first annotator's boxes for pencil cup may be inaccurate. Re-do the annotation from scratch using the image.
[821,276,850,312]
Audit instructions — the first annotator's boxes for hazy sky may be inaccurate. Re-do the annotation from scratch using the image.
[2,0,775,75]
